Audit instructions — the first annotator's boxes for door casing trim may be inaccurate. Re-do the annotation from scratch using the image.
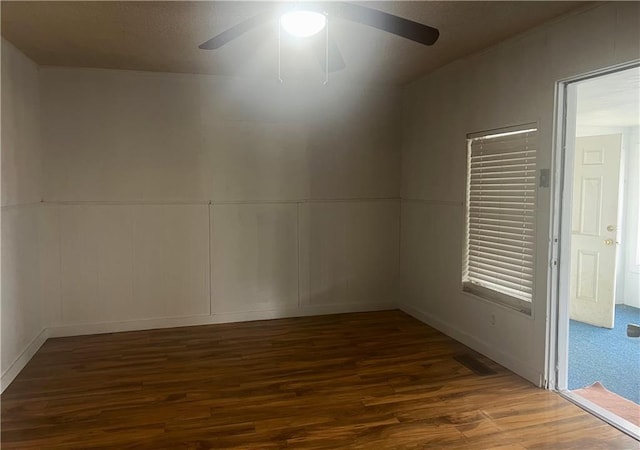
[547,59,640,439]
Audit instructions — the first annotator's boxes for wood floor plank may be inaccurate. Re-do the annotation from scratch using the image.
[2,310,637,449]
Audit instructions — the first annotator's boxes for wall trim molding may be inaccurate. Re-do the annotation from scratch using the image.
[42,198,401,207]
[1,201,43,210]
[401,198,463,207]
[399,302,542,387]
[1,328,50,393]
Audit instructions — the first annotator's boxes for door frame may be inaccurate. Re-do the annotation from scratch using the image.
[547,60,640,439]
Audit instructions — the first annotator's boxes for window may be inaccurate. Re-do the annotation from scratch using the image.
[463,124,538,314]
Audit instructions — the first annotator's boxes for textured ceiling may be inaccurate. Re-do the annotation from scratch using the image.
[2,1,590,85]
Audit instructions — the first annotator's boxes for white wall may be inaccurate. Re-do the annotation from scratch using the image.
[621,127,640,308]
[38,67,401,332]
[400,2,640,385]
[1,39,46,387]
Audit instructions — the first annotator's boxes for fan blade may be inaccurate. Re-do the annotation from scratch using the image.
[313,34,346,73]
[199,12,273,49]
[329,2,439,46]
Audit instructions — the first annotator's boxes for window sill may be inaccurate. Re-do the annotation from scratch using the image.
[461,288,533,318]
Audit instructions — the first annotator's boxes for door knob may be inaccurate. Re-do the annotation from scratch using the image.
[604,239,614,246]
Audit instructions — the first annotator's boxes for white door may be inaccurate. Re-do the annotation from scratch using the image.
[569,134,622,328]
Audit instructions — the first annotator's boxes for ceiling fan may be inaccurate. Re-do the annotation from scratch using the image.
[198,2,439,74]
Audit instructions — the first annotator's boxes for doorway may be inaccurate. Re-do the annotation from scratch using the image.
[552,64,640,438]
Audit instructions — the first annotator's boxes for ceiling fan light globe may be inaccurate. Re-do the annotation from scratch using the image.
[280,11,326,38]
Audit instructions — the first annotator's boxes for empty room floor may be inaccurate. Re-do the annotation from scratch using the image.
[2,311,636,449]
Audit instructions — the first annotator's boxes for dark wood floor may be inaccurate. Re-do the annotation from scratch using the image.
[2,310,637,449]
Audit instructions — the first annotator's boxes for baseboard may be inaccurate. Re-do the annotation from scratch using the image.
[47,313,217,338]
[2,303,540,395]
[47,302,395,338]
[399,303,542,386]
[1,328,50,393]
[213,302,396,326]
[3,303,394,392]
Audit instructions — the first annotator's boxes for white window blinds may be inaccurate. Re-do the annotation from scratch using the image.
[463,126,537,314]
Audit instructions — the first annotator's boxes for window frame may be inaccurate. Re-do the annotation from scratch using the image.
[462,123,539,315]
